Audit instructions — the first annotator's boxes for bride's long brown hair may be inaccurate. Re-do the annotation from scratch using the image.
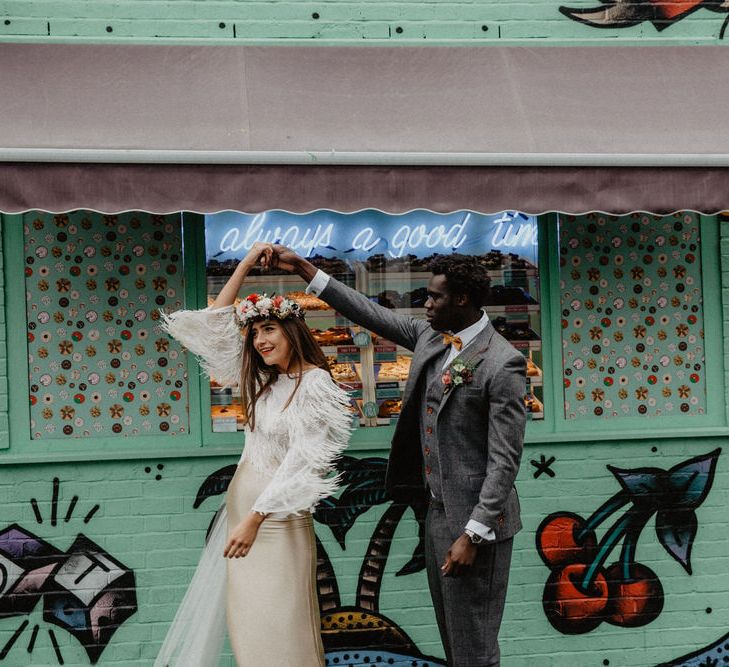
[239,316,330,430]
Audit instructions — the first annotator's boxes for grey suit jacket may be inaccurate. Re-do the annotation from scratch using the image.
[320,277,527,541]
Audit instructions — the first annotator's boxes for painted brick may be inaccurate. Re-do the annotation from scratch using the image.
[0,441,722,666]
[0,17,48,36]
[0,0,726,43]
[47,18,236,38]
[235,19,390,38]
[388,20,497,39]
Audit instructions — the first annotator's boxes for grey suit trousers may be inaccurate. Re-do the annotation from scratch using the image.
[425,504,513,667]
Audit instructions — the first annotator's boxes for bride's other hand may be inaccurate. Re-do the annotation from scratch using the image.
[243,242,273,271]
[211,243,273,309]
[224,512,265,558]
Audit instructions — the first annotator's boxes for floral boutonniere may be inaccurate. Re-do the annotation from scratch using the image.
[441,359,476,394]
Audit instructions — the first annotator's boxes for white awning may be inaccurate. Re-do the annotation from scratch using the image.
[1,43,728,214]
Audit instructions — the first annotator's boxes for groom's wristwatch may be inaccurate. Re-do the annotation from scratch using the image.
[464,529,484,545]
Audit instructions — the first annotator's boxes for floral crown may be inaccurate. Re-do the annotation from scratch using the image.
[234,293,305,328]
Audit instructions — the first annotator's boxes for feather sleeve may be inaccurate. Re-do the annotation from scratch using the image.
[159,305,243,388]
[251,369,353,516]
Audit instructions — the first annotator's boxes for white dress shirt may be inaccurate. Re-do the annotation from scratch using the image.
[441,310,490,369]
[307,269,495,542]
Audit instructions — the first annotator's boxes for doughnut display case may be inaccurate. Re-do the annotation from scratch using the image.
[203,210,544,430]
[205,247,543,430]
[358,249,543,423]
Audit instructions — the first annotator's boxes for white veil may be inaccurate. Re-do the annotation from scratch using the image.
[155,505,228,667]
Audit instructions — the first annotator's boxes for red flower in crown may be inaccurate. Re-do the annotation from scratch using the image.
[272,295,284,308]
[246,294,260,305]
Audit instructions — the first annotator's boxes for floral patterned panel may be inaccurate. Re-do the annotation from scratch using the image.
[560,212,706,420]
[25,213,189,439]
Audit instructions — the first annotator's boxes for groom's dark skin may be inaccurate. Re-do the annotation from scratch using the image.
[271,244,483,577]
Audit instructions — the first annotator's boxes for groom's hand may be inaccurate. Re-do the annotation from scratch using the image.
[441,534,477,577]
[270,244,298,273]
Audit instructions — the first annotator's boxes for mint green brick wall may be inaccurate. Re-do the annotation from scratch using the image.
[0,215,726,665]
[0,454,439,665]
[0,0,727,44]
[0,223,725,664]
[508,439,728,667]
[0,438,725,665]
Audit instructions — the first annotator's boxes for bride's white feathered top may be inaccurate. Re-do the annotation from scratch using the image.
[160,304,352,518]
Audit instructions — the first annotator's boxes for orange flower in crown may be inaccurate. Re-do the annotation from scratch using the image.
[235,293,304,328]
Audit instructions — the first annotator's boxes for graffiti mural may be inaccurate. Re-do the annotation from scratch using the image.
[536,449,720,635]
[0,478,137,663]
[197,455,445,666]
[560,0,729,37]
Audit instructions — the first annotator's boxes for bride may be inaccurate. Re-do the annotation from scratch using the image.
[155,243,351,666]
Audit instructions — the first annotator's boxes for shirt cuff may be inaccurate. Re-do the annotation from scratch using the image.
[306,269,330,296]
[465,519,496,542]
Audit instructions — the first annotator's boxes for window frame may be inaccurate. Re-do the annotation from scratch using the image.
[0,212,228,464]
[1,210,726,467]
[531,212,727,443]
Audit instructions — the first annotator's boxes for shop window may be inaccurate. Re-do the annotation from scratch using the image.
[23,213,190,439]
[204,210,543,431]
[558,212,706,420]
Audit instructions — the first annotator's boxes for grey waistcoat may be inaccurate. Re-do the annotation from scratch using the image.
[420,348,448,500]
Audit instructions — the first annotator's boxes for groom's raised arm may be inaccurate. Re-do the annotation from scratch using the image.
[274,245,429,352]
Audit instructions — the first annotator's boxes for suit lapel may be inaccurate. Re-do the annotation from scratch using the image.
[437,323,495,414]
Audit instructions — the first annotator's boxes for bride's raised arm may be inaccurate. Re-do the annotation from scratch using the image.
[159,243,272,387]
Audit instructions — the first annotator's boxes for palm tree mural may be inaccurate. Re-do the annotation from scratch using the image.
[195,456,444,666]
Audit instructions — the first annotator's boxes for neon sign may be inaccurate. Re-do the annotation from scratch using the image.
[218,213,334,257]
[490,212,539,249]
[205,210,538,263]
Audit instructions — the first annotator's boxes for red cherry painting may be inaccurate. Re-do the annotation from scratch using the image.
[604,562,664,627]
[543,563,609,634]
[537,450,720,636]
[536,512,597,569]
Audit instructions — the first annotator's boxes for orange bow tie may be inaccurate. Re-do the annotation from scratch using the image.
[442,333,463,351]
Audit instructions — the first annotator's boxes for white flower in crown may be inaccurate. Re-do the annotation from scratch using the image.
[234,293,304,327]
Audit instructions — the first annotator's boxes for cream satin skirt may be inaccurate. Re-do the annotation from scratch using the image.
[225,460,325,667]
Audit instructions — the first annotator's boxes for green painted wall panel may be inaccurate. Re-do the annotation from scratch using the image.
[0,213,725,665]
[0,440,724,665]
[0,0,727,43]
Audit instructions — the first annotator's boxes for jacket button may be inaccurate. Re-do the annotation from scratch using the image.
[426,426,433,435]
[424,447,430,456]
[427,406,434,414]
[425,465,432,475]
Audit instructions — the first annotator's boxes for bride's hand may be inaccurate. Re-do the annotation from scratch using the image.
[242,242,273,271]
[224,512,265,558]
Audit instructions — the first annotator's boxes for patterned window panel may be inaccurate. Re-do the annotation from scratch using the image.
[25,213,189,439]
[560,212,706,420]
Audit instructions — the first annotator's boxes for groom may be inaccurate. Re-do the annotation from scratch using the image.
[274,246,526,667]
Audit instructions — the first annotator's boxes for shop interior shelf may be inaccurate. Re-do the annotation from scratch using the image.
[207,254,543,427]
[486,304,540,314]
[510,340,542,351]
[364,266,538,281]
